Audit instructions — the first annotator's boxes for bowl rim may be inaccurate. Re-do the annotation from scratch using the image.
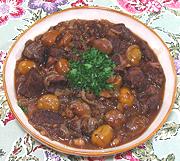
[3,6,177,157]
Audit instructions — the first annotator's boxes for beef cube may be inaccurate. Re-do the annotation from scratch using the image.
[126,115,149,136]
[142,62,165,86]
[23,41,47,64]
[125,67,146,91]
[17,68,44,98]
[30,110,63,126]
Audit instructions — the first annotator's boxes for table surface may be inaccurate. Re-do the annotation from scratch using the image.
[0,0,180,161]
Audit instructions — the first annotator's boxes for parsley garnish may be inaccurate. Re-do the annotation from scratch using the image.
[67,48,116,95]
[18,102,28,114]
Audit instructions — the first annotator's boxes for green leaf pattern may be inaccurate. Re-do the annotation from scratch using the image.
[132,140,175,161]
[7,134,41,161]
[154,122,180,141]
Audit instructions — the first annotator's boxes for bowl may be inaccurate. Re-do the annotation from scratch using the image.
[3,7,177,156]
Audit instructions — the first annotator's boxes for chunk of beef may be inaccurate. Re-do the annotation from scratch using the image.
[125,67,146,91]
[69,100,91,117]
[68,117,82,134]
[135,85,161,114]
[138,85,160,99]
[82,20,106,38]
[114,130,129,145]
[111,24,137,43]
[63,107,74,118]
[145,85,159,96]
[142,62,165,86]
[105,109,125,128]
[17,68,44,98]
[58,124,70,139]
[99,97,118,110]
[123,105,142,117]
[109,38,131,54]
[79,90,97,106]
[44,71,67,93]
[44,124,71,141]
[23,41,47,64]
[55,88,74,97]
[49,47,62,57]
[29,110,63,126]
[91,99,113,117]
[30,110,80,140]
[81,117,99,135]
[111,54,129,72]
[139,41,157,62]
[111,24,128,35]
[49,47,79,61]
[144,94,161,112]
[16,75,25,87]
[46,56,58,67]
[68,117,99,136]
[126,115,149,136]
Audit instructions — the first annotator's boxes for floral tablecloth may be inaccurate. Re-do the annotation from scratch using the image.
[0,0,180,161]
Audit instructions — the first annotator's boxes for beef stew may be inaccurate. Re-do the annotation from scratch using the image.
[15,19,165,149]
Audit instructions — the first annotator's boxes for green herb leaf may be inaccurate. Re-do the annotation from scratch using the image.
[67,48,116,95]
[18,102,28,114]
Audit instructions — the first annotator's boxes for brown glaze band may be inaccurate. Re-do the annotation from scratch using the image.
[3,6,177,156]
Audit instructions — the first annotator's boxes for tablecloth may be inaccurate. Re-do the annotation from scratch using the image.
[0,0,180,161]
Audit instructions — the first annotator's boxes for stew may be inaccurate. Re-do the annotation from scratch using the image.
[15,19,165,149]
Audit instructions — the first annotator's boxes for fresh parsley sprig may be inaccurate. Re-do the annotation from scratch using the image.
[67,48,116,95]
[18,102,28,114]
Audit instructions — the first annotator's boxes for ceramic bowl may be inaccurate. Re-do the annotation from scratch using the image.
[3,7,177,156]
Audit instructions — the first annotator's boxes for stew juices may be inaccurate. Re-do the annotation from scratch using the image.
[15,20,165,149]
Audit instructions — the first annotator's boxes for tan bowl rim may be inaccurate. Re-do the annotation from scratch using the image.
[3,6,177,157]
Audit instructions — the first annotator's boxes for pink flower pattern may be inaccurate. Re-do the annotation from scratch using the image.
[71,0,88,7]
[2,112,15,125]
[0,51,7,71]
[117,0,180,13]
[87,156,106,161]
[114,151,140,161]
[0,0,25,25]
